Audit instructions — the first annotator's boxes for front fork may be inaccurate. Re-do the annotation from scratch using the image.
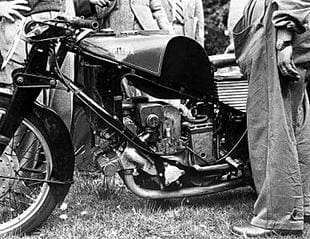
[0,87,41,154]
[0,40,58,155]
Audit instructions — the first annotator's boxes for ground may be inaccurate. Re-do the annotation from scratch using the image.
[3,174,310,239]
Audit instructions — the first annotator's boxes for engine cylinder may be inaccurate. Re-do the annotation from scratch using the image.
[186,122,214,165]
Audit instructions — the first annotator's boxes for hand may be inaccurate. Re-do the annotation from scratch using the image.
[0,0,30,22]
[277,45,300,81]
[89,0,112,7]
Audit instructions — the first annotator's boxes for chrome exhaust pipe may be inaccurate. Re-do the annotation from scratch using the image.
[121,170,247,199]
[192,163,231,172]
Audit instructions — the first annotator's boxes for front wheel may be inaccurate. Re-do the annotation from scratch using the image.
[0,100,63,235]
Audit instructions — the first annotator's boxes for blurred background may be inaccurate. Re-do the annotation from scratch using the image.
[203,0,230,55]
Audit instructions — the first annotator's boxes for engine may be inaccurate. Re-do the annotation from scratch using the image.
[91,93,247,189]
[122,98,217,167]
[124,100,184,154]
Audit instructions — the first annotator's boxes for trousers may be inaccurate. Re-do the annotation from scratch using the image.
[0,11,73,130]
[233,0,310,230]
[248,65,310,230]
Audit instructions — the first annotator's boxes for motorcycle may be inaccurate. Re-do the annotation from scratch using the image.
[0,17,251,235]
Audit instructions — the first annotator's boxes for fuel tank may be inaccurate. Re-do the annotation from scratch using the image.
[78,31,214,99]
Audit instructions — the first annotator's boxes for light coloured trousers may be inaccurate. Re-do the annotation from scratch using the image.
[248,65,310,231]
[234,0,310,230]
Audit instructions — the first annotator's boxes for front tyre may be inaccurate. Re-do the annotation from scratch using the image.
[0,100,62,235]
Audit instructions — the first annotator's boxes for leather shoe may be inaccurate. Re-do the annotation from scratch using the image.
[232,223,302,237]
[232,223,273,237]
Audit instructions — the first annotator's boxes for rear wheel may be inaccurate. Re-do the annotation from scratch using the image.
[0,102,60,235]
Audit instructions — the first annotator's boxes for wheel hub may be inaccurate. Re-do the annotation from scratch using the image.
[0,151,18,198]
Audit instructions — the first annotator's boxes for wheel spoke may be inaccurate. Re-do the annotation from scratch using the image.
[18,167,46,174]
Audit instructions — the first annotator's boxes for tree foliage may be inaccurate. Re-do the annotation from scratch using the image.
[203,0,230,55]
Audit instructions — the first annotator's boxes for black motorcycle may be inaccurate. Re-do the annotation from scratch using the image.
[0,18,250,235]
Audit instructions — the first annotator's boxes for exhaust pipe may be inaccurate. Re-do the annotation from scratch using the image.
[117,145,248,199]
[121,170,247,199]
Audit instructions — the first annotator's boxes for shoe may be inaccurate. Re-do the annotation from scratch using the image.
[231,223,302,238]
[232,223,273,237]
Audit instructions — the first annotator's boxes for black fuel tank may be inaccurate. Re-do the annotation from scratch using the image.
[78,31,214,99]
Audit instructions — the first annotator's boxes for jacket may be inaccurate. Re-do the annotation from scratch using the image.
[160,0,204,46]
[96,0,173,31]
[74,0,96,17]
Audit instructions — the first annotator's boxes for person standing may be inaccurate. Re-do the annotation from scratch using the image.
[0,0,61,84]
[48,0,110,129]
[0,0,108,129]
[232,0,310,237]
[160,0,204,46]
[96,0,173,32]
[0,0,30,78]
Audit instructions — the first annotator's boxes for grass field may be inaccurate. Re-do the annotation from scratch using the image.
[3,174,310,239]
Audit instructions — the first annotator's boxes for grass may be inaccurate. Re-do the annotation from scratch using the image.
[2,173,310,239]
